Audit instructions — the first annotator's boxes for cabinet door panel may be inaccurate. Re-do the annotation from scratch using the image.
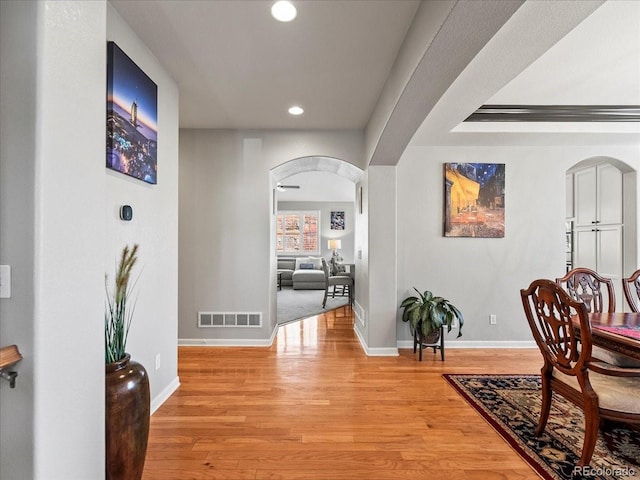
[574,167,596,227]
[597,163,623,225]
[597,225,622,282]
[574,228,597,271]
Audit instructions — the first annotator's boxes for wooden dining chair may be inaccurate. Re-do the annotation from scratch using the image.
[521,279,640,466]
[622,269,640,313]
[555,267,615,314]
[556,268,640,366]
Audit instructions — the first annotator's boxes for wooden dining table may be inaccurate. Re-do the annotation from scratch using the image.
[586,312,640,361]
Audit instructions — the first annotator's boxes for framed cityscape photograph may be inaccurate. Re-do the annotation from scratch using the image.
[106,41,158,184]
[444,163,505,238]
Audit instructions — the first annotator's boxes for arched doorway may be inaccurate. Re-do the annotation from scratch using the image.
[270,157,363,324]
[566,156,637,311]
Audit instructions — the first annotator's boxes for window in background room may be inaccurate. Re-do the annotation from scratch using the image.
[276,211,320,255]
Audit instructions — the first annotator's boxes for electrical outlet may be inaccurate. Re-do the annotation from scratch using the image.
[155,354,161,370]
[490,314,497,325]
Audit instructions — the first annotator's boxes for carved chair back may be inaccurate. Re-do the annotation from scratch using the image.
[555,267,615,313]
[521,279,591,374]
[622,269,640,313]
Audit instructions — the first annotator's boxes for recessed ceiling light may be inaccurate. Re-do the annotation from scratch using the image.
[271,1,297,22]
[288,106,304,115]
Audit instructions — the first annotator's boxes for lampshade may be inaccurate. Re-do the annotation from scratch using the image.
[328,239,342,250]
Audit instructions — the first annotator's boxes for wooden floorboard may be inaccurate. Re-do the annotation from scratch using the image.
[143,307,542,479]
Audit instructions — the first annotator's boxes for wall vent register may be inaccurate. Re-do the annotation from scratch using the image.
[198,312,262,328]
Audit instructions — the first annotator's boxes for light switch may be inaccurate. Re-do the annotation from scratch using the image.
[0,265,11,298]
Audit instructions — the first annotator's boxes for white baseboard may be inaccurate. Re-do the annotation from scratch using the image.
[181,331,535,353]
[179,325,278,347]
[354,324,399,356]
[397,340,537,349]
[151,376,180,415]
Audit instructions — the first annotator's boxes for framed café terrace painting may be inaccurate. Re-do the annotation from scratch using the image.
[106,41,158,184]
[444,163,505,238]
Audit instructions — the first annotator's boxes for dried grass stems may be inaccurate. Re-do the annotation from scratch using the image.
[105,244,140,364]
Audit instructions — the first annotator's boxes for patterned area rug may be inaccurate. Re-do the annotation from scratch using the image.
[443,374,639,480]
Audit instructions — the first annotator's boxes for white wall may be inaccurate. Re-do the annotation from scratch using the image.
[0,1,106,478]
[396,145,640,346]
[353,175,370,346]
[0,1,40,477]
[32,3,109,475]
[0,2,180,478]
[366,166,399,353]
[107,4,180,412]
[178,129,364,344]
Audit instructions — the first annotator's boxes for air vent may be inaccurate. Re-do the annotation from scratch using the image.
[198,312,262,328]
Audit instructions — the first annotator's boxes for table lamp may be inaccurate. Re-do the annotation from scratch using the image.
[328,239,343,275]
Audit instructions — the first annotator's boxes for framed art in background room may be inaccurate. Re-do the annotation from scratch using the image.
[106,41,158,185]
[330,211,345,230]
[443,163,505,238]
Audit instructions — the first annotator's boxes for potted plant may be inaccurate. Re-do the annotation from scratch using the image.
[105,244,150,480]
[399,288,464,361]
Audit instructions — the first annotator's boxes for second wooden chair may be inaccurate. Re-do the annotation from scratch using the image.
[555,267,615,314]
[622,269,640,313]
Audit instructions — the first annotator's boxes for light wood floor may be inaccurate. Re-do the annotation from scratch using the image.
[143,307,543,479]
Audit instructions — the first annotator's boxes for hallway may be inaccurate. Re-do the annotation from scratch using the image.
[144,308,541,479]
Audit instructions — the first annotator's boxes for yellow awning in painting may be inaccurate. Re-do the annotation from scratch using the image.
[446,167,480,214]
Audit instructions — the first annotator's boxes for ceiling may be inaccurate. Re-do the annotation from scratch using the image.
[410,0,640,146]
[486,1,639,108]
[110,0,639,135]
[277,171,355,202]
[110,0,639,195]
[109,0,419,130]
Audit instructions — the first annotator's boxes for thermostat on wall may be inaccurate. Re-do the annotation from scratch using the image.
[120,205,133,221]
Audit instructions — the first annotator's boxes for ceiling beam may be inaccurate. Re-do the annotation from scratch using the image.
[465,105,640,122]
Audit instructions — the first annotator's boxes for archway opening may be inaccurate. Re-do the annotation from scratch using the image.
[566,156,637,311]
[270,157,363,325]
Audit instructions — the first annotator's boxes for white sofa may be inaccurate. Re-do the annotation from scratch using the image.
[277,256,327,289]
[290,256,327,290]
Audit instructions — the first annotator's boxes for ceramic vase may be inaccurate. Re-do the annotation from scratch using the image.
[105,354,150,480]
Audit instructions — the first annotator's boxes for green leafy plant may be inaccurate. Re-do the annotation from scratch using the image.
[400,288,464,338]
[105,244,139,364]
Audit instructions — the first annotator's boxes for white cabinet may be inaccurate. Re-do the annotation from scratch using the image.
[573,225,622,279]
[574,164,622,227]
[570,163,624,309]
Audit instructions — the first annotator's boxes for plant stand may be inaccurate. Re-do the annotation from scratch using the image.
[412,325,445,361]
